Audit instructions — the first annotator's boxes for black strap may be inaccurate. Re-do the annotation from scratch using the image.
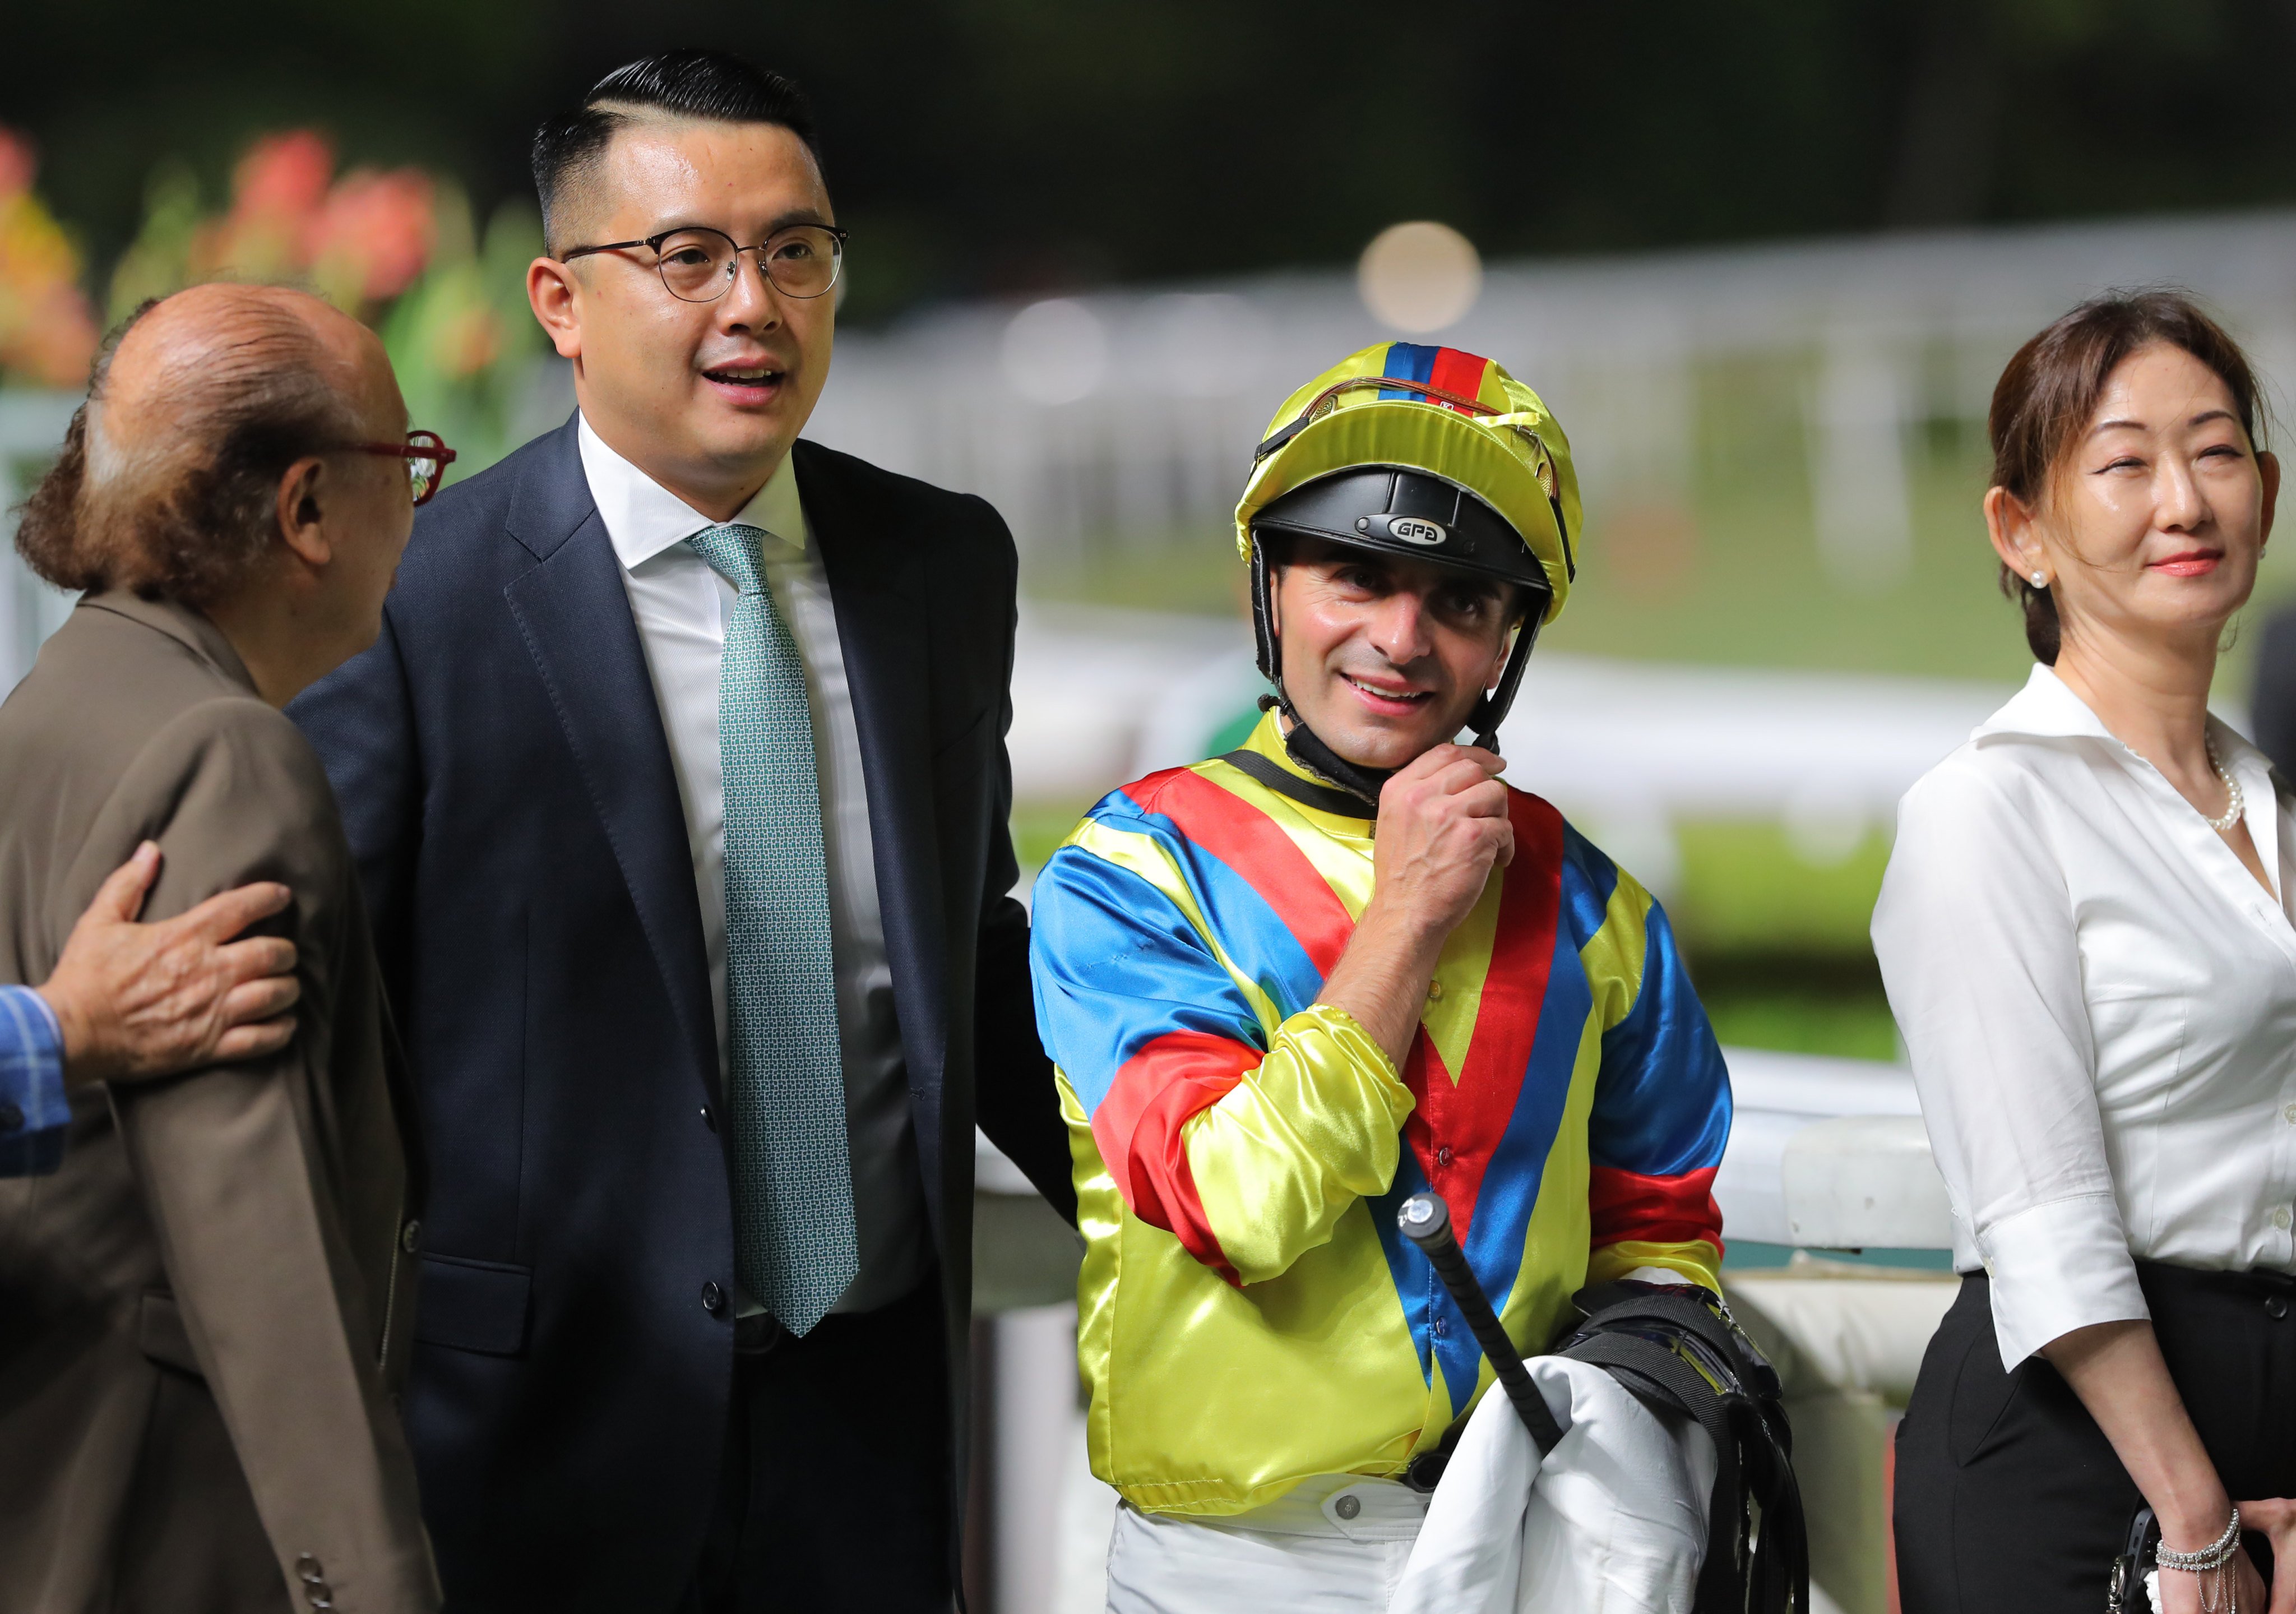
[1563,1335,1750,1602]
[1557,1289,1807,1614]
[1396,1192,1567,1455]
[1393,1201,1806,1612]
[1217,748,1374,820]
[1566,1286,1787,1407]
[1402,1415,1466,1493]
[1422,1235,1567,1455]
[1465,608,1544,753]
[2109,1506,2159,1613]
[1279,716,1395,809]
[1566,1332,1804,1614]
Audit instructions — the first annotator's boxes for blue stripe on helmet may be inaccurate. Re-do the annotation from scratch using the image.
[1377,341,1439,400]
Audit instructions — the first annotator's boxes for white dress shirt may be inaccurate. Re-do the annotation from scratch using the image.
[1873,664,2296,1368]
[578,415,927,1316]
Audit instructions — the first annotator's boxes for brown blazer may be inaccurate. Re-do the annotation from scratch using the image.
[0,594,436,1613]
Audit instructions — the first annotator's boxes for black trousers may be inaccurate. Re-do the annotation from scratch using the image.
[679,1275,952,1613]
[1895,1263,2296,1612]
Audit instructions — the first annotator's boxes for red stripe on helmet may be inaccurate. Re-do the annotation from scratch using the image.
[1428,347,1492,413]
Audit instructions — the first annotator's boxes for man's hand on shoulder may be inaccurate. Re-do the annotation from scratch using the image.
[1316,744,1512,1067]
[37,843,302,1086]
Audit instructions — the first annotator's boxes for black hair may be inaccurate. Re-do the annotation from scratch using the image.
[531,49,823,253]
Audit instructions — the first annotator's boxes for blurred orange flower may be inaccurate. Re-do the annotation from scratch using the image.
[308,168,436,304]
[0,133,35,199]
[235,130,334,219]
[0,128,100,387]
[185,130,437,313]
[191,131,332,283]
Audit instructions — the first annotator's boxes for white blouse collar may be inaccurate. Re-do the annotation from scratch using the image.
[1971,663,2278,781]
[1970,664,2116,746]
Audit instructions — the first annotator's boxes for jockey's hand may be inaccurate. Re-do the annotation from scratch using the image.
[1367,743,1513,942]
[1316,744,1511,1068]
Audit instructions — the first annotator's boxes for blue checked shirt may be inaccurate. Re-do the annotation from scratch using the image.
[0,984,68,1177]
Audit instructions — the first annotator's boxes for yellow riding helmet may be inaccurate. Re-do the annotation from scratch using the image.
[1234,342,1580,765]
[1235,340,1581,623]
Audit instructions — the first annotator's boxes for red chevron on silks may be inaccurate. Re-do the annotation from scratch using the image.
[1029,708,1730,1518]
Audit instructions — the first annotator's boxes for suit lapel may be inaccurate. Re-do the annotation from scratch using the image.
[796,442,951,1213]
[501,422,721,1109]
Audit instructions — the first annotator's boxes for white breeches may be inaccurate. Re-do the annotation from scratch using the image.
[1103,1476,1430,1614]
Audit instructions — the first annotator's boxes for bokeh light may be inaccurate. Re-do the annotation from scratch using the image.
[1356,220,1482,334]
[1001,297,1108,405]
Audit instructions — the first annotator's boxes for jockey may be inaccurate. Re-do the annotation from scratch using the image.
[1028,342,1733,1609]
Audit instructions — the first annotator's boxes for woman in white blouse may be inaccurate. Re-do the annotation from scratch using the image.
[1876,290,2295,1613]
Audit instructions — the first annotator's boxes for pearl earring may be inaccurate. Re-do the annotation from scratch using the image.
[2031,571,2048,588]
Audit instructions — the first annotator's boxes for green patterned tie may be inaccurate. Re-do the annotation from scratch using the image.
[687,522,856,1336]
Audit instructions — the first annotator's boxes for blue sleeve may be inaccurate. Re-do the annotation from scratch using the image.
[1590,896,1733,1179]
[0,984,69,1177]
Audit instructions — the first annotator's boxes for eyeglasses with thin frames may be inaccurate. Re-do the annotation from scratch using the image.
[559,223,848,303]
[344,429,457,506]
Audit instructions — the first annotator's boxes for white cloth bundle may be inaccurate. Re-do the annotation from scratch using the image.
[1388,1356,1719,1614]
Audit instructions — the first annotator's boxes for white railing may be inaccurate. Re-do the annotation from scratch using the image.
[0,392,80,685]
[806,207,2296,586]
[15,207,2296,688]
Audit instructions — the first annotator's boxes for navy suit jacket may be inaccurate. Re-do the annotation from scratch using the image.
[290,418,1073,1609]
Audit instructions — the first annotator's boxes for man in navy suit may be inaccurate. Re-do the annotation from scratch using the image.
[291,49,1073,1612]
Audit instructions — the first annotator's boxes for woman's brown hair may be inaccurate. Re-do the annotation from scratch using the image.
[1988,289,2266,663]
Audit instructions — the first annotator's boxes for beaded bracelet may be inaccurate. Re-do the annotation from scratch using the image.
[2156,1507,2241,1573]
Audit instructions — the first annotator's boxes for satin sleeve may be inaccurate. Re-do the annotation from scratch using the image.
[1030,841,1413,1285]
[1873,756,2144,1366]
[1583,876,1729,1292]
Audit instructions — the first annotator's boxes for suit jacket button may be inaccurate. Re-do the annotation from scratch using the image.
[702,1281,726,1315]
[296,1554,323,1581]
[400,1219,421,1255]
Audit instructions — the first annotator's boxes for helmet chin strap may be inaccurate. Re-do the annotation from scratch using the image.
[1248,544,1392,808]
[1464,611,1544,752]
[1248,542,1546,811]
[1247,690,1394,810]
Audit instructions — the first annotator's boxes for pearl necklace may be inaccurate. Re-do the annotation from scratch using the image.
[2204,734,2245,834]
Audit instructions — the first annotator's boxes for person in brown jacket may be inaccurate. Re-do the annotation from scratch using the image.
[0,282,445,1613]
[5,839,306,1177]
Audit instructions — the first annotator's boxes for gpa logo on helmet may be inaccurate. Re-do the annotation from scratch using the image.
[1383,515,1447,547]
